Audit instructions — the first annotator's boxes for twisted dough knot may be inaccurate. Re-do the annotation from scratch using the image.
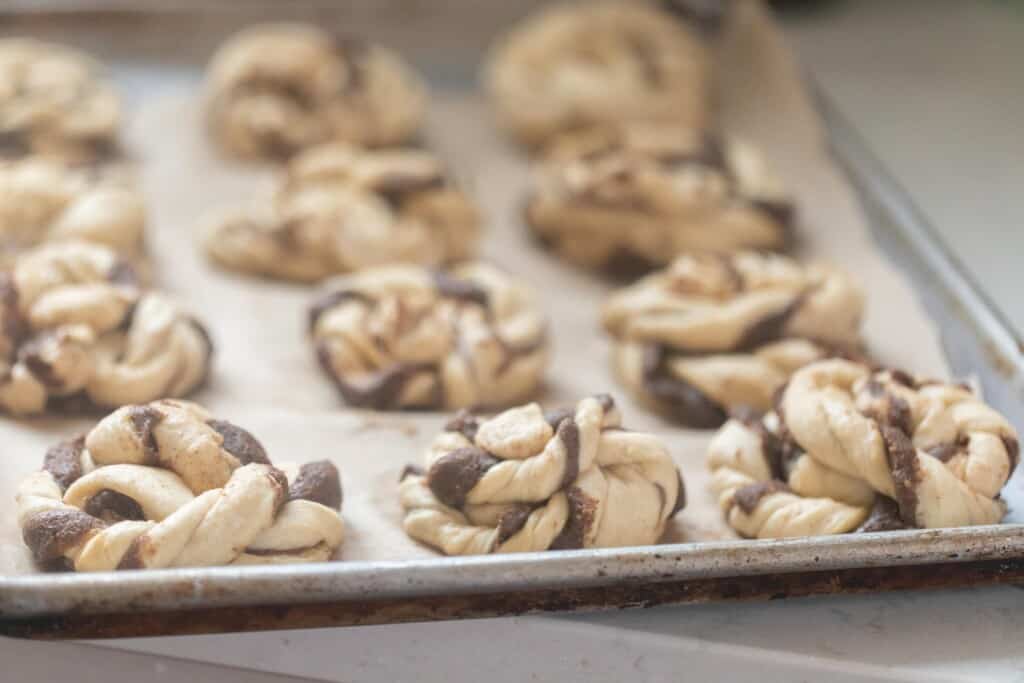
[0,39,121,164]
[204,143,478,282]
[525,124,794,273]
[400,394,684,555]
[707,409,878,539]
[602,251,864,428]
[484,3,709,147]
[707,359,1020,538]
[0,242,212,415]
[309,263,548,410]
[0,158,144,265]
[16,399,344,570]
[205,24,426,159]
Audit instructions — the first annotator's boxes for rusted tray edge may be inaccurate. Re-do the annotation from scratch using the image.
[7,556,1024,639]
[2,524,1024,620]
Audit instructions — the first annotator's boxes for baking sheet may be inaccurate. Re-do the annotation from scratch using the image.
[0,1,960,576]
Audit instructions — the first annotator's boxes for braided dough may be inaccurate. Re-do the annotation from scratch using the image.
[707,410,875,539]
[707,359,1020,538]
[205,24,426,159]
[602,251,864,428]
[0,157,144,266]
[0,39,121,164]
[0,242,212,415]
[400,394,684,555]
[203,143,479,282]
[526,124,794,273]
[484,2,709,147]
[309,263,548,411]
[16,399,344,570]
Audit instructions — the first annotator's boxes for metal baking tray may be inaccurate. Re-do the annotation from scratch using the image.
[1,3,1023,639]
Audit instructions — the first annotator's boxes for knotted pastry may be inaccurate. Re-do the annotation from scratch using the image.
[0,39,121,164]
[484,2,709,147]
[310,262,548,411]
[205,24,426,159]
[400,394,684,555]
[0,157,144,266]
[203,143,478,282]
[526,124,794,274]
[602,252,864,428]
[707,409,877,538]
[706,359,1020,538]
[0,241,212,415]
[15,399,345,570]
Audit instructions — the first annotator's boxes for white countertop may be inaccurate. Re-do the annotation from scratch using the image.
[3,586,1022,681]
[7,1,1024,680]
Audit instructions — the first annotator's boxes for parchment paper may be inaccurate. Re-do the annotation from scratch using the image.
[0,2,950,574]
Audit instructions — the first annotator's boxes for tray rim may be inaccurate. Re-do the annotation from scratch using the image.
[3,524,1024,620]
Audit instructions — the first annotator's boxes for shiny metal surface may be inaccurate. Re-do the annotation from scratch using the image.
[3,526,1024,618]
